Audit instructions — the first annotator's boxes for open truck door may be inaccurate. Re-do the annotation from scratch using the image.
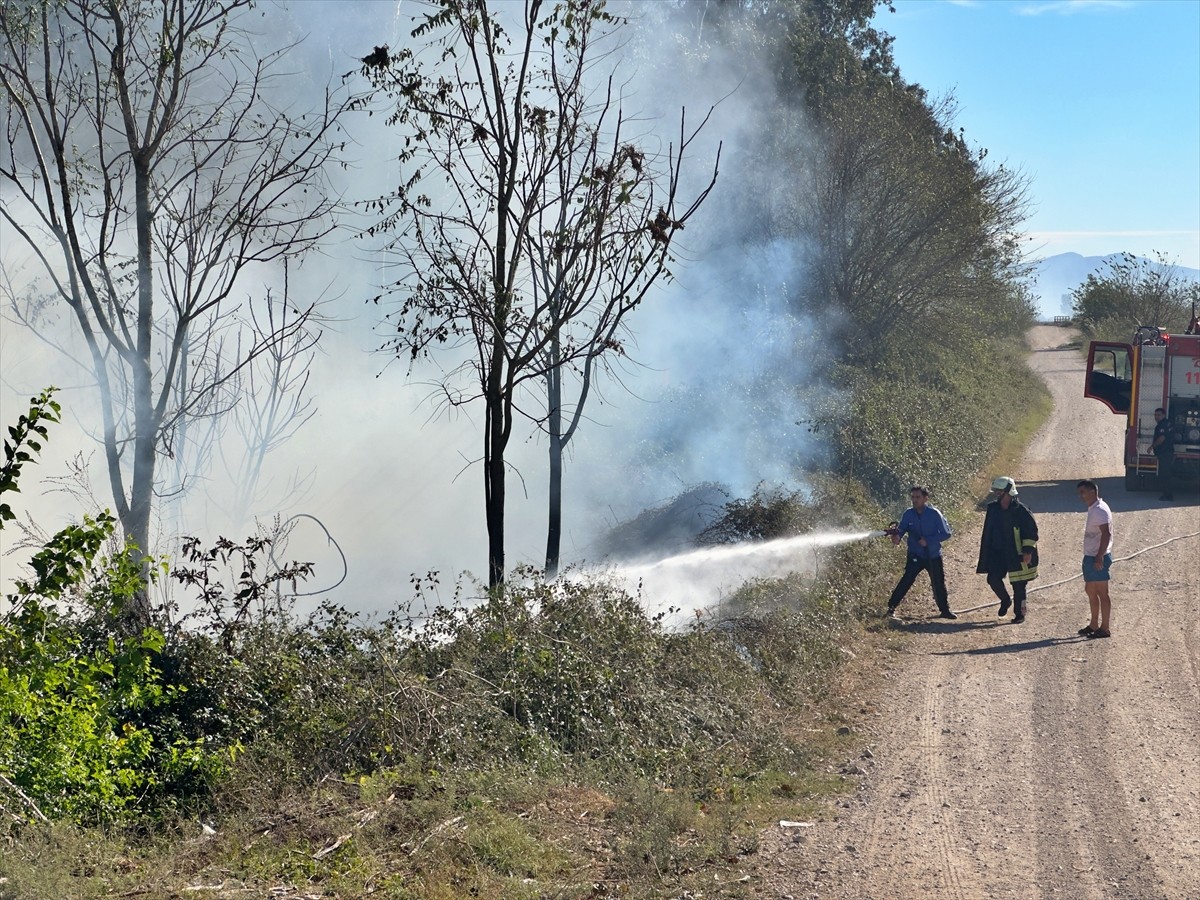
[1084,341,1133,415]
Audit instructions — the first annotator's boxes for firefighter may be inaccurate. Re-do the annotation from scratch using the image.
[885,485,956,619]
[975,476,1038,623]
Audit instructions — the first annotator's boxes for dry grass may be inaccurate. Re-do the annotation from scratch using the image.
[1,592,876,900]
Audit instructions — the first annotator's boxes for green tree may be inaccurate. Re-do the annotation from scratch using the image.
[794,77,1031,351]
[620,0,1037,510]
[1071,252,1197,341]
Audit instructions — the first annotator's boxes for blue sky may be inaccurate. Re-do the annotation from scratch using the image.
[873,0,1200,268]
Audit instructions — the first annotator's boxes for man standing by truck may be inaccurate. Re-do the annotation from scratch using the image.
[1151,407,1175,502]
[885,486,956,620]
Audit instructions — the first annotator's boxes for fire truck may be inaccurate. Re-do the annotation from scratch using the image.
[1083,322,1200,490]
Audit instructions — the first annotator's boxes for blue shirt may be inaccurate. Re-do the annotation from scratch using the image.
[897,505,952,558]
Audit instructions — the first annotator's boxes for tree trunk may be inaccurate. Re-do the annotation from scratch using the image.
[484,314,508,586]
[125,156,157,630]
[544,353,563,578]
[485,397,506,588]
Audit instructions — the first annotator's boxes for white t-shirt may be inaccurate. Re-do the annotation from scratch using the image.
[1084,499,1113,557]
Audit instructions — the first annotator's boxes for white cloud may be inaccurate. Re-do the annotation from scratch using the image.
[1016,0,1133,16]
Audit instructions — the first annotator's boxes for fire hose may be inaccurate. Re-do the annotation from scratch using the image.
[950,528,1200,616]
[873,525,1200,619]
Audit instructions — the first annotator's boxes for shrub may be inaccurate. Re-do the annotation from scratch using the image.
[0,394,227,825]
[0,544,227,824]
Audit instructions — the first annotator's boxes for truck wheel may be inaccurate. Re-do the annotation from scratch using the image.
[1124,467,1146,492]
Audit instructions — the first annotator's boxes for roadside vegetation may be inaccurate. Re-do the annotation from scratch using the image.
[3,1,1049,898]
[1071,251,1199,343]
[2,387,891,896]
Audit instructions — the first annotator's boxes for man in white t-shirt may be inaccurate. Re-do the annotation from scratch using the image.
[1076,479,1113,639]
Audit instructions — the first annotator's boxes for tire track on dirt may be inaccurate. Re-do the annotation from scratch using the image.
[917,653,967,899]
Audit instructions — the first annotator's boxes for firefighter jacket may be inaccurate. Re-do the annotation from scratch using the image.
[975,498,1039,582]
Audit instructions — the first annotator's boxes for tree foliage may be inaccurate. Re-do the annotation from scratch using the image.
[1,395,224,825]
[798,90,1031,352]
[1,387,60,529]
[620,0,1038,511]
[1071,252,1198,342]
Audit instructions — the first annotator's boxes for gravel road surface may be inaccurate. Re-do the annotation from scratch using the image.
[758,326,1200,900]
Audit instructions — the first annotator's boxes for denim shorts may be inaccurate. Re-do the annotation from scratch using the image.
[1082,553,1112,582]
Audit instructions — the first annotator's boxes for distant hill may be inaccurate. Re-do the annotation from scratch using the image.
[1025,253,1200,319]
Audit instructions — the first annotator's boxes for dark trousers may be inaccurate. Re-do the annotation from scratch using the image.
[1156,452,1174,498]
[888,555,949,611]
[987,572,1027,615]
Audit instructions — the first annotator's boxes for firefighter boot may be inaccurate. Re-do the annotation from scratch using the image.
[1012,599,1026,624]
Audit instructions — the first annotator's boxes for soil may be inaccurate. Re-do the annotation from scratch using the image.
[755,326,1200,900]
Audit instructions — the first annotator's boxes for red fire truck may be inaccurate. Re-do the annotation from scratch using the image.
[1083,324,1200,490]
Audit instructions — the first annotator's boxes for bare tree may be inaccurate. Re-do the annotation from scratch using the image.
[359,0,718,586]
[155,258,322,532]
[0,0,351,626]
[529,107,718,577]
[217,267,321,530]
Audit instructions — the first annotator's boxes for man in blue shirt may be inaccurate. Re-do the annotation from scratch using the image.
[886,485,955,619]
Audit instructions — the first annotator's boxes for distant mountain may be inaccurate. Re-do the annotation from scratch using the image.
[1025,253,1200,319]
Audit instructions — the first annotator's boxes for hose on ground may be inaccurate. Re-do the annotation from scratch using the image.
[951,528,1200,616]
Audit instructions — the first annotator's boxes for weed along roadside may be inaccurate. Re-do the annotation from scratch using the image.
[0,335,1051,894]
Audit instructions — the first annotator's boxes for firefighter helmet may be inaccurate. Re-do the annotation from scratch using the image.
[990,476,1018,496]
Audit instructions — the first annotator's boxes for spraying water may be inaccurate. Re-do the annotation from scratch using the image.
[591,529,884,628]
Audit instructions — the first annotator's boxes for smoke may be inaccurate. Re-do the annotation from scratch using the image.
[1,0,834,615]
[560,3,837,560]
[565,238,831,549]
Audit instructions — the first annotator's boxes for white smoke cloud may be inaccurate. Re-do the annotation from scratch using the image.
[2,0,832,616]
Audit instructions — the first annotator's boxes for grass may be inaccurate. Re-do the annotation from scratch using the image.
[0,756,853,899]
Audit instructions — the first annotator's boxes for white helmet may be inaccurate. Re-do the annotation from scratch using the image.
[991,476,1018,496]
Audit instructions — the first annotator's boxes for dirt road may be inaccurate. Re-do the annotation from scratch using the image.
[760,326,1200,899]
